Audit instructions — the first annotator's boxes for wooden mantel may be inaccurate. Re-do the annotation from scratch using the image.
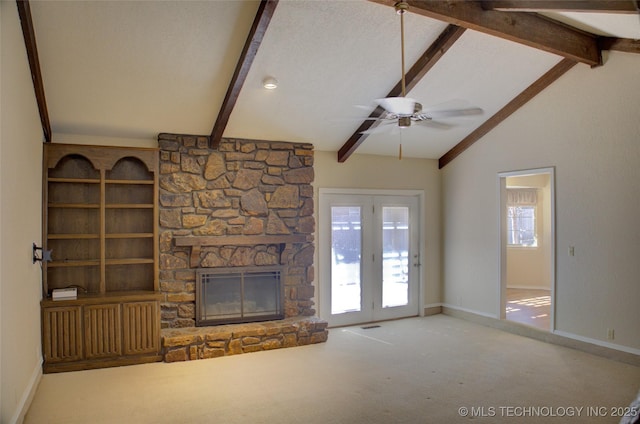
[174,235,309,267]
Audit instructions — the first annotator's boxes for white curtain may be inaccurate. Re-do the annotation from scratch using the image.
[507,188,537,206]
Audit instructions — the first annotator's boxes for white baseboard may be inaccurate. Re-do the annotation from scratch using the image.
[441,305,640,366]
[553,330,640,357]
[422,303,442,316]
[9,359,42,424]
[441,303,499,319]
[442,304,640,357]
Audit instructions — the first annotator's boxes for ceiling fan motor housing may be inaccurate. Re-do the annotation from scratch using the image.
[395,1,409,14]
[398,116,411,127]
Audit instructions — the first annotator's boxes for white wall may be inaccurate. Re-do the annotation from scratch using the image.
[314,151,441,312]
[1,2,47,422]
[442,51,640,352]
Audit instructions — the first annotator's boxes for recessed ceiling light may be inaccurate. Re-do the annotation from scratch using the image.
[262,77,278,90]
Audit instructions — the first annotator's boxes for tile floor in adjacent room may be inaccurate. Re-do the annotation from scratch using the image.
[506,288,551,330]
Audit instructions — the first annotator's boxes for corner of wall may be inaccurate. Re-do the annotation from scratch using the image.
[1,1,47,421]
[9,363,42,424]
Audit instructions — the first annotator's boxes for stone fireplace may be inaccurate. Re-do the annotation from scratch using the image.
[157,133,326,361]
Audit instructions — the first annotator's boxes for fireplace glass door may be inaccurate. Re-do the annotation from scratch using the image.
[196,266,284,326]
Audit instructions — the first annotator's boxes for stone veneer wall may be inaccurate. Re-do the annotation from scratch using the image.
[157,133,315,329]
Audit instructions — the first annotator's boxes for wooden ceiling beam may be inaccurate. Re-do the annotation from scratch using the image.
[481,1,640,13]
[599,37,640,53]
[337,25,466,163]
[210,0,278,149]
[368,0,601,66]
[438,58,577,169]
[16,0,51,143]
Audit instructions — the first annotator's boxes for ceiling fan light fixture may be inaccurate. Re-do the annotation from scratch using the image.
[262,77,278,90]
[376,97,416,116]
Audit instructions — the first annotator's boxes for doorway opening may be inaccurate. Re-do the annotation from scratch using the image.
[499,168,555,331]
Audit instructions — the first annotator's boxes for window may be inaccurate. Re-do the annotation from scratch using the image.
[506,188,538,247]
[507,205,537,246]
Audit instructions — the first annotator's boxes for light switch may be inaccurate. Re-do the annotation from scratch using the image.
[568,246,575,256]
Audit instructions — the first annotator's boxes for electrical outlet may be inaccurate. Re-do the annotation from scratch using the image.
[568,246,575,256]
[607,328,615,340]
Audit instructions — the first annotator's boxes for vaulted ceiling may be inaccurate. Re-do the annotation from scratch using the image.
[20,0,640,167]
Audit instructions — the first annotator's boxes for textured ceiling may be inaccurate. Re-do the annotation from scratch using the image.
[28,0,640,160]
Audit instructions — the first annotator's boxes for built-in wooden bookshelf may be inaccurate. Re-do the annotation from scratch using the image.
[41,143,161,372]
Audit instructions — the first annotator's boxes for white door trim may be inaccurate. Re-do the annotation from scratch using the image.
[318,188,424,326]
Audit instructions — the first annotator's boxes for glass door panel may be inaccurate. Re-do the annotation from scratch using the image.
[330,206,362,314]
[382,206,409,308]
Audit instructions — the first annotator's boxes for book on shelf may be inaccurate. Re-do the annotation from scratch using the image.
[52,287,78,300]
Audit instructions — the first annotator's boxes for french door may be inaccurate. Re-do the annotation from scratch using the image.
[319,192,420,327]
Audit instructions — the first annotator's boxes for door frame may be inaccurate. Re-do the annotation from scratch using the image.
[498,167,556,331]
[318,188,425,326]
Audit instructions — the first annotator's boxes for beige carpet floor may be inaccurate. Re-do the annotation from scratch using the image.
[25,315,640,424]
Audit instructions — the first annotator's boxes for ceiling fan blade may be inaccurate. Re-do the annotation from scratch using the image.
[423,99,471,110]
[333,116,386,122]
[415,119,454,130]
[354,104,376,112]
[375,97,416,115]
[425,107,484,119]
[360,121,397,135]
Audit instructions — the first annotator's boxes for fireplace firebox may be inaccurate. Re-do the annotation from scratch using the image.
[196,266,284,326]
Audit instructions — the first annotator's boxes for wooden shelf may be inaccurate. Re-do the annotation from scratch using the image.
[105,233,153,239]
[105,179,154,185]
[42,143,161,372]
[48,260,100,268]
[106,258,154,265]
[43,143,159,294]
[48,234,100,240]
[42,290,163,306]
[48,203,100,208]
[48,177,99,184]
[105,204,154,209]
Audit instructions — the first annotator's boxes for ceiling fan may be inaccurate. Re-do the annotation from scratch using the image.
[363,1,483,137]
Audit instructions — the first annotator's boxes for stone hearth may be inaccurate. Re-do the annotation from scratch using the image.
[162,316,328,362]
